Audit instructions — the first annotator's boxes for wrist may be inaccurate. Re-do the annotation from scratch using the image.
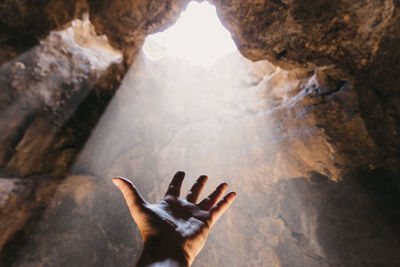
[137,236,190,267]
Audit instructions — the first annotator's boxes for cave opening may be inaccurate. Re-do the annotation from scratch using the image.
[143,1,237,67]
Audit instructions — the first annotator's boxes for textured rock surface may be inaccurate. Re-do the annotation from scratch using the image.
[87,0,189,64]
[0,0,190,66]
[209,0,400,175]
[0,177,57,261]
[210,0,398,72]
[0,18,123,177]
[0,0,88,64]
[0,17,125,258]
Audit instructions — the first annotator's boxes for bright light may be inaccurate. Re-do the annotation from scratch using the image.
[143,1,237,67]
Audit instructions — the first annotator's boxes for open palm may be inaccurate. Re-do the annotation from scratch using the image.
[113,171,236,266]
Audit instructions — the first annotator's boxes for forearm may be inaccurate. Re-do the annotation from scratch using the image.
[137,237,190,267]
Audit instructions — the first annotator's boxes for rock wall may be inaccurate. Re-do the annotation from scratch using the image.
[209,0,400,175]
[0,0,88,64]
[0,17,123,175]
[211,0,397,70]
[0,17,125,262]
[0,0,189,66]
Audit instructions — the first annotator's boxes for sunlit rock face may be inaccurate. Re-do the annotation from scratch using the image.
[0,18,125,260]
[209,0,400,175]
[8,51,399,266]
[0,17,122,177]
[210,0,398,71]
[87,0,188,64]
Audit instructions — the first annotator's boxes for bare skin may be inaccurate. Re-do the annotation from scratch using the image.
[112,171,237,267]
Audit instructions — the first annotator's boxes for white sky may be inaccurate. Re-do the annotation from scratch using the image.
[142,1,237,67]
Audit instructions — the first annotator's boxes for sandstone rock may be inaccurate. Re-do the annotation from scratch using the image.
[0,17,123,177]
[208,0,400,171]
[0,17,127,254]
[0,0,88,65]
[87,0,189,65]
[0,0,190,66]
[209,0,398,73]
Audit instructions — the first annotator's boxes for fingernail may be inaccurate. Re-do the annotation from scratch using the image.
[198,175,208,182]
[220,183,228,189]
[112,178,120,187]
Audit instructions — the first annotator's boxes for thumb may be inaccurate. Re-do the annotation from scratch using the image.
[113,177,147,214]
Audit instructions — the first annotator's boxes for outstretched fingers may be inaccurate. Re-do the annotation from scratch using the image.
[186,175,208,203]
[198,183,228,210]
[164,171,185,198]
[113,177,146,217]
[209,192,237,226]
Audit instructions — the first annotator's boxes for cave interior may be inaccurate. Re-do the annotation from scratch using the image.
[0,0,399,266]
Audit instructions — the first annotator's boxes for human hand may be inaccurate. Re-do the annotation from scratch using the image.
[112,171,237,267]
